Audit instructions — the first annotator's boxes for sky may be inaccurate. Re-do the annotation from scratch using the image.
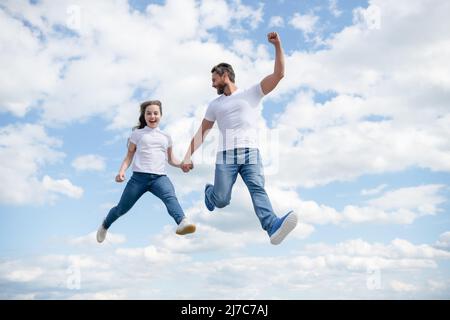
[0,0,449,299]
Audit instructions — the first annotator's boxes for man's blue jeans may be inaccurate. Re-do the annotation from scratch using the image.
[205,148,277,232]
[103,172,185,229]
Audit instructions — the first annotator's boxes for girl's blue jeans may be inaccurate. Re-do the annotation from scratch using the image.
[103,172,184,229]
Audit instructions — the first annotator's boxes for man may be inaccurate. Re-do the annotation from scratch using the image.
[181,32,297,245]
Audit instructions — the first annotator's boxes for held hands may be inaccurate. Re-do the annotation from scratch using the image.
[115,172,125,183]
[267,31,281,46]
[180,158,194,173]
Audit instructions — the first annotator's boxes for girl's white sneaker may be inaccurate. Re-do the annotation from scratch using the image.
[96,224,107,243]
[176,218,196,235]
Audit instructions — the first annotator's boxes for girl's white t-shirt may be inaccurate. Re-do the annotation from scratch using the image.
[129,126,172,175]
[204,83,265,152]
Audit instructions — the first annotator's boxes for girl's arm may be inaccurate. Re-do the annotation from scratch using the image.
[167,146,187,169]
[116,142,137,182]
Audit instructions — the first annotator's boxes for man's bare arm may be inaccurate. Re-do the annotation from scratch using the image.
[181,118,214,172]
[260,32,285,95]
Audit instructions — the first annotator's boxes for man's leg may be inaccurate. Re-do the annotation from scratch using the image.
[206,159,240,210]
[239,150,277,232]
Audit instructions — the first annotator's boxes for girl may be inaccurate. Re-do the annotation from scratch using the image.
[97,100,195,243]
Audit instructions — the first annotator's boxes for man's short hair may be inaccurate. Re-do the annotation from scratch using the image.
[211,62,235,83]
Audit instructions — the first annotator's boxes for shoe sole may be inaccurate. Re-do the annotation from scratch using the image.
[176,224,196,235]
[270,211,298,245]
[97,232,106,243]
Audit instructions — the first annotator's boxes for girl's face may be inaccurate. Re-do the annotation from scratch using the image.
[144,104,161,128]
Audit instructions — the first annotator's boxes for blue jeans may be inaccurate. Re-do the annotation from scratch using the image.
[103,172,185,229]
[205,148,278,232]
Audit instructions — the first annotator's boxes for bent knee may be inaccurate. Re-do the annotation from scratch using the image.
[214,195,231,208]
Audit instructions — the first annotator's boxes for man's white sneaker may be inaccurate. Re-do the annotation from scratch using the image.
[176,218,196,235]
[269,211,298,245]
[97,224,107,243]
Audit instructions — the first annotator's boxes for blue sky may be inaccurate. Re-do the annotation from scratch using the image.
[1,0,450,299]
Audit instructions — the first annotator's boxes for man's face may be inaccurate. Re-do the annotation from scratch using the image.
[211,72,226,95]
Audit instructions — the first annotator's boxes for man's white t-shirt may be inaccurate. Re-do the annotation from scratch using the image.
[129,126,172,175]
[204,83,264,152]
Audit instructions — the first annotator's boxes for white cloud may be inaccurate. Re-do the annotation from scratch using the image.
[264,184,446,226]
[0,123,83,205]
[42,175,83,199]
[153,223,266,253]
[0,0,449,301]
[342,185,446,224]
[353,4,381,30]
[1,234,450,299]
[266,0,450,187]
[269,16,284,28]
[2,0,449,193]
[199,0,231,30]
[303,238,450,265]
[427,279,449,292]
[199,0,263,32]
[69,289,130,300]
[390,280,417,292]
[435,231,450,249]
[367,185,446,215]
[0,7,59,116]
[274,92,450,188]
[4,267,44,283]
[66,254,105,269]
[116,245,191,265]
[289,12,319,34]
[328,0,342,17]
[72,154,106,172]
[142,182,447,255]
[361,184,388,196]
[68,231,126,246]
[0,0,266,129]
[231,39,254,57]
[229,0,264,31]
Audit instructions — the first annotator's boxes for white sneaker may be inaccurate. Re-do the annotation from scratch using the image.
[269,211,298,245]
[176,218,196,235]
[96,224,107,243]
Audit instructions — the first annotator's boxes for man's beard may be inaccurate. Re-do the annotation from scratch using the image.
[216,84,226,95]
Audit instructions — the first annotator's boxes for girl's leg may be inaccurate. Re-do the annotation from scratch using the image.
[103,174,147,229]
[149,175,185,224]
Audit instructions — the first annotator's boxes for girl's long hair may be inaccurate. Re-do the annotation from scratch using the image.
[133,100,162,130]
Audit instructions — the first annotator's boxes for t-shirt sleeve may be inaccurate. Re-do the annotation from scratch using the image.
[204,102,216,122]
[247,83,265,107]
[167,134,173,148]
[129,129,139,145]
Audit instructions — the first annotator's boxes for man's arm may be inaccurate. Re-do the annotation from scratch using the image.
[181,118,214,172]
[260,32,285,95]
